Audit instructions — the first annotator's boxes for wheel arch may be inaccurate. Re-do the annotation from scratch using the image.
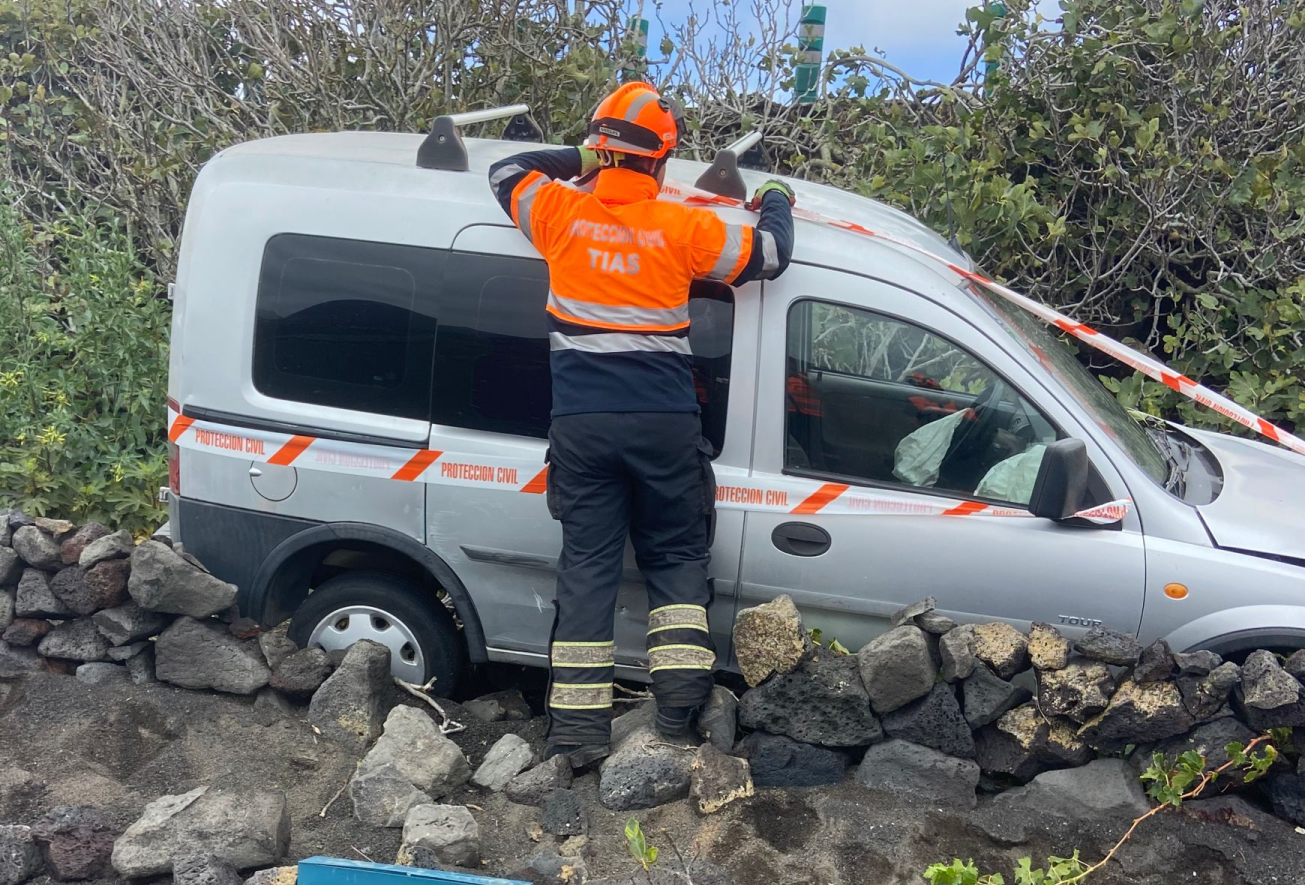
[1164,605,1305,656]
[245,521,488,663]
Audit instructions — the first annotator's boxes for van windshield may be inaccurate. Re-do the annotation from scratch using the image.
[964,283,1169,486]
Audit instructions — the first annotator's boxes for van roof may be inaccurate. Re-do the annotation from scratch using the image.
[215,131,973,278]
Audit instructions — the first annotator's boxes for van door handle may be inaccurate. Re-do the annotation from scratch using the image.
[771,522,831,557]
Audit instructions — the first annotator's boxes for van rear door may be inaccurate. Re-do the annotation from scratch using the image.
[173,182,442,590]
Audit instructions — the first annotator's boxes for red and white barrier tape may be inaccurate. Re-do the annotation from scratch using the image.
[168,409,1129,524]
[711,473,1130,524]
[661,180,1305,459]
[167,409,549,493]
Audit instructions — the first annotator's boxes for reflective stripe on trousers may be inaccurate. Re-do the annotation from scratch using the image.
[647,604,714,674]
[548,641,616,711]
[545,412,717,746]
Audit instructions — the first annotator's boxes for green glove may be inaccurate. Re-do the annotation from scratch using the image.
[578,146,602,176]
[747,179,796,209]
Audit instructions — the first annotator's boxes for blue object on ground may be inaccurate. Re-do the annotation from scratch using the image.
[298,856,529,885]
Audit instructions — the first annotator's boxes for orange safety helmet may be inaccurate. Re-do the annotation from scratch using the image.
[585,82,683,159]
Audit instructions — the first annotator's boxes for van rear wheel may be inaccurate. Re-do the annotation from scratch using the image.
[288,571,466,695]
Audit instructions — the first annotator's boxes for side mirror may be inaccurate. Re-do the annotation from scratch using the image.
[1029,438,1089,520]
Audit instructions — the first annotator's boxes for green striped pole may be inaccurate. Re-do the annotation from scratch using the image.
[983,1,1008,83]
[795,4,826,105]
[622,16,650,82]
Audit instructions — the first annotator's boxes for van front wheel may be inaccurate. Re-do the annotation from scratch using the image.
[287,571,466,695]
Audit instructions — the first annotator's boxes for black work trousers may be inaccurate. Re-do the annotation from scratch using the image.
[544,411,717,746]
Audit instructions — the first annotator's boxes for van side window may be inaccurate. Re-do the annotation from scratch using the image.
[253,234,441,419]
[432,253,553,438]
[433,256,735,454]
[687,281,734,457]
[786,300,1057,505]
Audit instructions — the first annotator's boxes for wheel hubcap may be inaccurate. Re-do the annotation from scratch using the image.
[307,604,425,685]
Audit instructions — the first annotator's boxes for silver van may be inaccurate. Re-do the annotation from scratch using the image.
[165,113,1305,692]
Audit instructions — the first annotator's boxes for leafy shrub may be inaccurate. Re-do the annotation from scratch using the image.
[923,736,1279,885]
[0,192,168,532]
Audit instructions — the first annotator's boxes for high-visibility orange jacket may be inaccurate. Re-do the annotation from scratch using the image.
[489,147,794,416]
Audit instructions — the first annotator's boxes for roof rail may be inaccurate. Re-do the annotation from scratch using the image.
[694,131,763,200]
[417,104,531,171]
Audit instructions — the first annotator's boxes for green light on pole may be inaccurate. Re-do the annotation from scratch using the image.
[622,16,650,82]
[795,4,826,105]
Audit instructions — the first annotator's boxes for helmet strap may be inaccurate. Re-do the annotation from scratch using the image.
[594,149,662,179]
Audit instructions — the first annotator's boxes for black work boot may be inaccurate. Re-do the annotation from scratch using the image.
[655,706,697,739]
[544,743,611,770]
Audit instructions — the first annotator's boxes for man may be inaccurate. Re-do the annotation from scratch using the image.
[488,82,795,766]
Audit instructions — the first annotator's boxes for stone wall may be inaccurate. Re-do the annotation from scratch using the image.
[732,594,1305,825]
[5,506,1305,884]
[0,508,470,884]
[0,509,311,696]
[0,509,378,722]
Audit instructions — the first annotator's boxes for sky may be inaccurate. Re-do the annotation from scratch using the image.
[644,0,1055,85]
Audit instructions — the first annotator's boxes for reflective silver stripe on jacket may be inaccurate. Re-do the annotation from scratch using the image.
[514,174,547,243]
[489,163,527,196]
[759,230,780,276]
[706,224,746,281]
[547,291,689,329]
[549,332,692,355]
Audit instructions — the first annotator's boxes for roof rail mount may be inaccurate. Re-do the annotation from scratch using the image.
[502,112,545,143]
[417,104,531,171]
[694,131,763,200]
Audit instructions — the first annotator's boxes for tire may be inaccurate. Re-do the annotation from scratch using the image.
[288,570,466,695]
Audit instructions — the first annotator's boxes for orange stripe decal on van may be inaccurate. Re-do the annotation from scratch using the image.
[790,483,849,514]
[392,449,443,482]
[166,410,1133,524]
[942,501,988,517]
[519,466,549,494]
[168,415,196,443]
[268,435,314,466]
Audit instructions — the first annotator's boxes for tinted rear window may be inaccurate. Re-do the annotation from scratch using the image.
[252,235,734,450]
[253,234,441,419]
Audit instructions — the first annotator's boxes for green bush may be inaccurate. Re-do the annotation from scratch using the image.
[0,193,168,532]
[923,737,1279,884]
